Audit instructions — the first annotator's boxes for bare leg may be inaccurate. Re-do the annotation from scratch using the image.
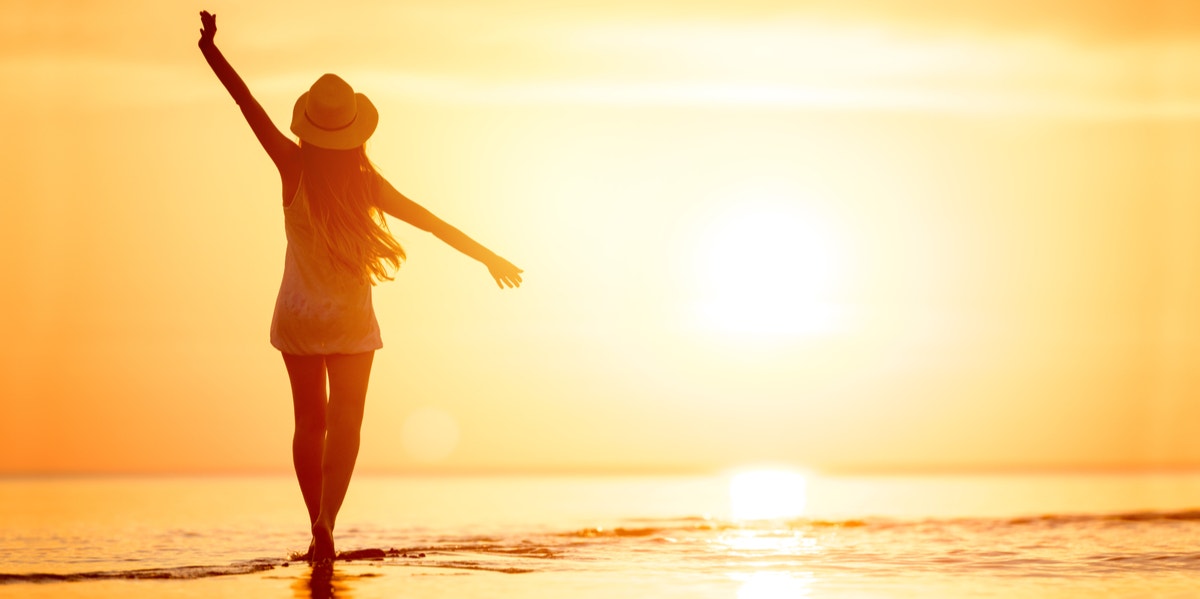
[282,353,328,531]
[311,351,374,562]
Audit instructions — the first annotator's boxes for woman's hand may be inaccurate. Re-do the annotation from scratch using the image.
[486,256,524,289]
[199,11,217,46]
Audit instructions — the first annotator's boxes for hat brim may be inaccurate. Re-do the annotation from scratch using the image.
[289,92,379,150]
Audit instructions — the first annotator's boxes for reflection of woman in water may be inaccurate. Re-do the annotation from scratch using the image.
[198,11,522,564]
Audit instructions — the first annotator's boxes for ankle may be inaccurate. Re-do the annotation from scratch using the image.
[313,514,334,534]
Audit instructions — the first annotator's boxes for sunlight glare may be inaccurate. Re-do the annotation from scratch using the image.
[691,193,847,338]
[729,469,807,521]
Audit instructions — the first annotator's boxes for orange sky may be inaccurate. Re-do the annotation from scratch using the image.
[3,0,1200,474]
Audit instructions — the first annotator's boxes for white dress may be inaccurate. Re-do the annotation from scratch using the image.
[269,176,383,355]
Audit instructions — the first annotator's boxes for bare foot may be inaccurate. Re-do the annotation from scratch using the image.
[296,537,316,562]
[311,522,335,564]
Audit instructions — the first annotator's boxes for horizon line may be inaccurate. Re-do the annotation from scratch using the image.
[5,462,1200,479]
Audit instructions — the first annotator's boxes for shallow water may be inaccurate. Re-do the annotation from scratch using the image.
[3,473,1200,597]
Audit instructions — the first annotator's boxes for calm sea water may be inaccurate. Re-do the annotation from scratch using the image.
[3,473,1200,597]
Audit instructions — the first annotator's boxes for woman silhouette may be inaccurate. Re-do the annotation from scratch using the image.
[198,11,522,564]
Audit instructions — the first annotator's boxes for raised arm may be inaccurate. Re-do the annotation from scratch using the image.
[198,11,298,176]
[375,175,523,289]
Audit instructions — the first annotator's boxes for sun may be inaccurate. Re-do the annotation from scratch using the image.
[689,193,847,338]
[729,468,808,521]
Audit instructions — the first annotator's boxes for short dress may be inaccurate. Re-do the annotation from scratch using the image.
[269,175,383,355]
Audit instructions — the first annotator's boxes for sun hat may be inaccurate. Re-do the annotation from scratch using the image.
[290,74,378,150]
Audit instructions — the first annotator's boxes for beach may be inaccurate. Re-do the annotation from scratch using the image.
[5,472,1200,598]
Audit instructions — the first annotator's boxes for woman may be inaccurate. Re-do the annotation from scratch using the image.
[198,11,523,564]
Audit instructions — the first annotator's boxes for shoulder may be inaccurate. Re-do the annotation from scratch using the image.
[372,172,400,200]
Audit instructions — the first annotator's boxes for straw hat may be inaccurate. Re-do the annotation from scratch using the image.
[290,74,378,150]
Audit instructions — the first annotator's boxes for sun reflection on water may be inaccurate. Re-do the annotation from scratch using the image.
[718,529,820,554]
[733,571,816,599]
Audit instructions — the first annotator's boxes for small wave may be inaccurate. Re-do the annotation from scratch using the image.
[560,517,877,536]
[1095,509,1200,522]
[801,519,869,528]
[9,509,1200,585]
[1085,551,1200,572]
[593,509,1198,538]
[0,560,279,584]
[408,539,560,559]
[0,544,545,586]
[564,526,664,538]
[1006,509,1200,526]
[287,547,429,562]
[415,560,535,574]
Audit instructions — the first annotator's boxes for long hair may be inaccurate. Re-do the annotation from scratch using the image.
[300,143,405,284]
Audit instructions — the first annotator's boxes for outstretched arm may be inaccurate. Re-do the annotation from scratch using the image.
[198,11,298,175]
[376,176,524,289]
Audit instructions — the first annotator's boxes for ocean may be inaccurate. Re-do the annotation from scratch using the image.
[3,472,1200,598]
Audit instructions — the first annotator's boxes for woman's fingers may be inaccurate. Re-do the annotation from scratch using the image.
[487,259,522,289]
